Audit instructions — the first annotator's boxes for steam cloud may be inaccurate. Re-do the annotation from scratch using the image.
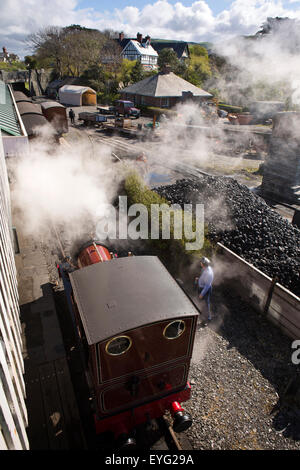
[10,126,126,247]
[212,18,300,106]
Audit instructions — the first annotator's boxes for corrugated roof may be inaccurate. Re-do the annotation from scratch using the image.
[120,71,212,98]
[0,81,22,136]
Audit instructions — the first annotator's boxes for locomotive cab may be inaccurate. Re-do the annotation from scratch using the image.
[64,250,198,441]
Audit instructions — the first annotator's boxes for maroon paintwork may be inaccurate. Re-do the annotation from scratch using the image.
[72,243,197,436]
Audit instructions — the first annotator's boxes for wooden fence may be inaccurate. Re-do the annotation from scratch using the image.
[217,243,300,340]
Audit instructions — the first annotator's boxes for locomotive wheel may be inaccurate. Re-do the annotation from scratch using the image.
[172,411,193,433]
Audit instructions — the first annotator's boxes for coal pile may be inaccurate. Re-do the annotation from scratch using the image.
[155,176,300,297]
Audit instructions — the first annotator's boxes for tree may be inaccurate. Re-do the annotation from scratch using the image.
[157,48,180,72]
[24,55,37,69]
[26,25,119,78]
[27,26,66,76]
[130,60,144,83]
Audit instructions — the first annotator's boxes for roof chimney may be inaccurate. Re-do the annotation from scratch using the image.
[119,32,124,42]
[145,35,151,45]
[2,47,7,55]
[137,32,142,44]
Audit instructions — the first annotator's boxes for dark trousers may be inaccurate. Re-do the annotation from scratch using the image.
[198,286,212,319]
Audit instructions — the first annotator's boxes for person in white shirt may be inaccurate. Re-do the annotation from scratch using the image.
[195,257,214,323]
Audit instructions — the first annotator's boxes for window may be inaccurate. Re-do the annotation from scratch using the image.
[105,336,132,356]
[163,320,185,339]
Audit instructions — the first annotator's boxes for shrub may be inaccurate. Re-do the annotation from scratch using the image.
[124,172,212,272]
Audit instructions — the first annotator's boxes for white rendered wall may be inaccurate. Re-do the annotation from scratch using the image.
[0,134,29,449]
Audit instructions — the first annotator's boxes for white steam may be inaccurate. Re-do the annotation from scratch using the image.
[213,19,300,106]
[10,126,125,245]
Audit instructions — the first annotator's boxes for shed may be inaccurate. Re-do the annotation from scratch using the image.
[59,85,97,106]
[41,101,68,134]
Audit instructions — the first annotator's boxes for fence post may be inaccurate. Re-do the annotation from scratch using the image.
[263,275,278,315]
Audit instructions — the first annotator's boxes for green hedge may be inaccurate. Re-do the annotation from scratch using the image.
[124,172,212,273]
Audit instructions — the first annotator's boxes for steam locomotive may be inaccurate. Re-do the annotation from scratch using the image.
[58,241,199,448]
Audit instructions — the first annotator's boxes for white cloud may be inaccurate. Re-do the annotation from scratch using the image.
[1,0,300,57]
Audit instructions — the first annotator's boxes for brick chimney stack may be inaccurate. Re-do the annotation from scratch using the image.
[145,35,151,44]
[2,47,7,55]
[137,32,142,44]
[119,32,124,42]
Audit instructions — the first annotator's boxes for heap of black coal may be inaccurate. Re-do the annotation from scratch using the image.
[155,176,300,298]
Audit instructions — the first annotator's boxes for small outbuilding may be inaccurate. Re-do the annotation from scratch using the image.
[41,101,68,134]
[59,85,97,106]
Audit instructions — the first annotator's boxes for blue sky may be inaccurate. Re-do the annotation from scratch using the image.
[76,0,299,16]
[76,0,232,15]
[1,0,300,57]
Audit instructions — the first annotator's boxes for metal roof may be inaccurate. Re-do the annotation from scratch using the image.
[0,81,22,136]
[17,101,43,116]
[13,91,31,103]
[120,71,212,98]
[41,101,66,110]
[59,85,96,95]
[21,114,48,136]
[69,256,198,345]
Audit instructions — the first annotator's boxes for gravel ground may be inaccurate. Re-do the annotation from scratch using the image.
[180,287,300,450]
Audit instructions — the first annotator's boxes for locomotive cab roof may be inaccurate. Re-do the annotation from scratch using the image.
[69,255,199,345]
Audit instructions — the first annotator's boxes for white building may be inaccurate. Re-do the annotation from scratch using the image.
[121,34,158,70]
[0,133,29,449]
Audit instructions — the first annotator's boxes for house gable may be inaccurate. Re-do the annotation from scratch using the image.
[122,40,158,68]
